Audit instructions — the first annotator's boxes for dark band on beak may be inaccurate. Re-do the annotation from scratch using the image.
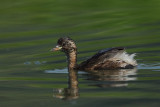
[50,45,62,52]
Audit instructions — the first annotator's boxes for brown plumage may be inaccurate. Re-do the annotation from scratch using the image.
[51,37,137,71]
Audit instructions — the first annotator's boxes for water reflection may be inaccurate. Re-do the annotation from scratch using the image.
[53,69,79,100]
[85,68,137,87]
[52,68,137,100]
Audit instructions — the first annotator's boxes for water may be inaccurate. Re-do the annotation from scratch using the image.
[0,0,160,107]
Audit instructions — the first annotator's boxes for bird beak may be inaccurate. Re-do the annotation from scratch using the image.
[50,45,62,52]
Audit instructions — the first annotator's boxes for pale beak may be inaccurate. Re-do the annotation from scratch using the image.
[50,45,62,52]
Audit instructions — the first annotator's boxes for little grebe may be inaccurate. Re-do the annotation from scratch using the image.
[51,37,137,70]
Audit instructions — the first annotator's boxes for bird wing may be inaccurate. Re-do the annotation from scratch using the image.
[78,47,125,70]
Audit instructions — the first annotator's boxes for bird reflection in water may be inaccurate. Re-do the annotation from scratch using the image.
[85,68,137,87]
[53,68,137,100]
[53,69,79,100]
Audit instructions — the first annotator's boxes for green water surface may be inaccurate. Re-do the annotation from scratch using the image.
[0,0,160,107]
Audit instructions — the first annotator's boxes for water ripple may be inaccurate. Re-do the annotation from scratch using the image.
[44,68,87,74]
[138,63,160,70]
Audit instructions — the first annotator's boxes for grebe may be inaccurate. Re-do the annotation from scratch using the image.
[51,37,137,70]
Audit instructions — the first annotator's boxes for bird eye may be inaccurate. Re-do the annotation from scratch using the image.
[62,43,65,46]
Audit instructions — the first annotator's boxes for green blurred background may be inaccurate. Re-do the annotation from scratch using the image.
[0,0,160,71]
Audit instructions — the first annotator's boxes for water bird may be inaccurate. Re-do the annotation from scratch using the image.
[51,37,137,71]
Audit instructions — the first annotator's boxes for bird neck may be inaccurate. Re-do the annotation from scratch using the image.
[66,50,77,70]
